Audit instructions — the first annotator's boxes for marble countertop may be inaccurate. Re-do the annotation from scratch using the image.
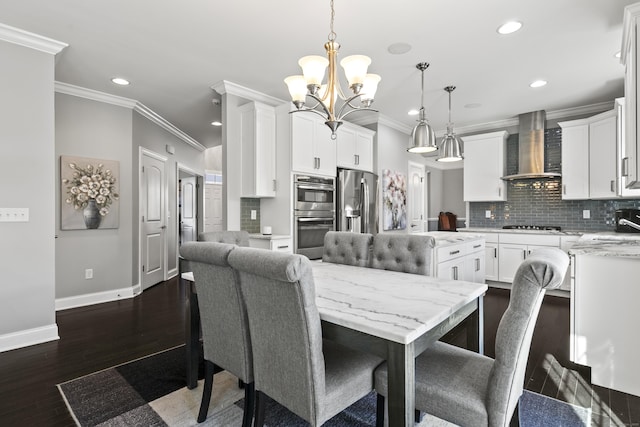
[460,227,585,236]
[312,261,487,344]
[413,231,484,246]
[568,233,640,258]
[248,233,291,240]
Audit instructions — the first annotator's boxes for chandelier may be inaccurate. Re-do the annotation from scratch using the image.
[437,86,464,162]
[284,0,381,138]
[407,62,437,153]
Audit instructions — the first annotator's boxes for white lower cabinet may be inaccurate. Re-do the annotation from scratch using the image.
[495,233,561,283]
[434,239,486,283]
[484,235,499,281]
[249,236,293,253]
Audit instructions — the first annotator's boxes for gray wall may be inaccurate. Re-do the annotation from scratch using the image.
[0,40,57,344]
[55,94,134,299]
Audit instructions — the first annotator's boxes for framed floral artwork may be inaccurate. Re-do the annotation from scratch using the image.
[382,169,407,231]
[60,155,120,230]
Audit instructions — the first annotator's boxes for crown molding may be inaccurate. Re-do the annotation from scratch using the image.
[55,82,205,152]
[0,23,67,54]
[55,81,137,108]
[211,80,285,107]
[134,103,205,151]
[545,101,614,121]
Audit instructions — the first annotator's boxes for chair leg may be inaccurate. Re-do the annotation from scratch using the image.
[253,390,266,427]
[197,360,215,423]
[509,402,520,427]
[376,394,385,427]
[241,382,255,427]
[415,409,421,423]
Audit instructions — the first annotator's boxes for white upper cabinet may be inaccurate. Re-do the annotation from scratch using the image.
[336,124,375,172]
[559,119,590,200]
[589,111,618,199]
[462,131,509,202]
[616,98,640,197]
[291,114,336,177]
[622,4,640,189]
[239,101,276,198]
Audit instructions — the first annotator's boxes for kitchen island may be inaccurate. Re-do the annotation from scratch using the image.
[568,233,640,397]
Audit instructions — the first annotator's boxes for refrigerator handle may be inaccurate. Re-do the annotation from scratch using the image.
[361,178,369,234]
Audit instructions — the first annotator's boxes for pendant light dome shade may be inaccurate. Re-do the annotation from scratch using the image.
[437,86,464,162]
[408,62,437,153]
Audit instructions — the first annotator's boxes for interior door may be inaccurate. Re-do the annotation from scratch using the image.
[204,183,223,232]
[141,152,166,290]
[180,176,197,243]
[408,162,426,233]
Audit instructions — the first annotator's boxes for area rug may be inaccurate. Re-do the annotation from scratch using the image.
[58,346,591,426]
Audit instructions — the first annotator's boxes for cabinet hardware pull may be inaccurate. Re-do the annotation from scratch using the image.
[473,244,481,248]
[494,248,497,258]
[317,157,320,169]
[611,180,615,193]
[622,157,629,177]
[273,179,277,192]
[475,258,480,272]
[563,184,566,195]
[498,187,501,197]
[523,249,527,258]
[450,250,460,255]
[453,266,458,280]
[277,245,289,249]
[355,154,359,165]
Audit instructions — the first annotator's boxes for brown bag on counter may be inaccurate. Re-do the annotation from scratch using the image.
[438,211,457,232]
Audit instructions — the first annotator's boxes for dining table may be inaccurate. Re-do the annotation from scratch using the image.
[180,259,487,427]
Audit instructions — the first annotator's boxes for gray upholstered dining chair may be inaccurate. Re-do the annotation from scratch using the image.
[228,247,383,427]
[179,241,255,426]
[198,230,250,247]
[370,233,435,275]
[322,230,374,267]
[374,247,569,427]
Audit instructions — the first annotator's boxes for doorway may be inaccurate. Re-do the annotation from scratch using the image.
[408,161,427,233]
[177,164,204,260]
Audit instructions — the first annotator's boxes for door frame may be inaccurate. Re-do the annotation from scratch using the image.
[138,148,169,292]
[407,161,428,233]
[175,163,204,272]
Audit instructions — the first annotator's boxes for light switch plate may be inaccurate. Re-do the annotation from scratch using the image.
[582,209,590,219]
[0,208,29,222]
[485,210,491,218]
[250,210,257,220]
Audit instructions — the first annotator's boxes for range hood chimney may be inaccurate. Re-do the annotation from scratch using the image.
[501,110,561,180]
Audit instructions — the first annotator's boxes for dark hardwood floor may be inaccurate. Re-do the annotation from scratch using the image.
[0,279,637,426]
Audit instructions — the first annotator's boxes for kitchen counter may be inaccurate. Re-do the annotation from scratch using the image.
[248,233,291,240]
[413,231,485,246]
[568,233,640,258]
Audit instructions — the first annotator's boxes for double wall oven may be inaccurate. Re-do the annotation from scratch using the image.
[293,174,335,259]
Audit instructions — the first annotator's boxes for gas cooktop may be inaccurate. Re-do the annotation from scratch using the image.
[502,225,562,231]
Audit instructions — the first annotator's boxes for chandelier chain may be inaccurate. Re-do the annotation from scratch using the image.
[328,0,336,41]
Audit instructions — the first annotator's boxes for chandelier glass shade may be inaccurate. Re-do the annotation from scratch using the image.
[407,62,438,153]
[284,0,380,137]
[437,86,464,162]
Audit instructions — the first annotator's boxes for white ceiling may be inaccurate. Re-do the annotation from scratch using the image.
[1,0,636,148]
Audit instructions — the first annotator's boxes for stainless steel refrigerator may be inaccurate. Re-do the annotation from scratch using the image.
[336,168,379,234]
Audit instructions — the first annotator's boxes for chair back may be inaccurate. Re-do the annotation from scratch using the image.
[486,247,569,427]
[198,230,250,247]
[228,247,325,424]
[322,231,373,267]
[179,241,253,383]
[370,234,435,275]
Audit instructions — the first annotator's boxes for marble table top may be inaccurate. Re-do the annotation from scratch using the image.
[568,233,640,258]
[312,261,487,345]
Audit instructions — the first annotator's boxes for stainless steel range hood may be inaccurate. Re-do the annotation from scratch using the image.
[501,110,561,180]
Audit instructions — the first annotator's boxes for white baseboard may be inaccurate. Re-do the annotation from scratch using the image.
[167,267,178,279]
[0,324,59,353]
[55,286,137,311]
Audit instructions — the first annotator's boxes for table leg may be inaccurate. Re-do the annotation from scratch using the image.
[386,341,415,427]
[183,274,200,390]
[466,296,485,355]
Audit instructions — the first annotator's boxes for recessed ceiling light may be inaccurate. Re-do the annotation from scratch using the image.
[529,80,547,88]
[464,103,482,109]
[408,109,419,116]
[210,121,222,127]
[111,77,130,86]
[497,21,522,35]
[387,42,412,55]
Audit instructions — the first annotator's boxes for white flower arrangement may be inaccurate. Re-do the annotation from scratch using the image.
[62,162,119,216]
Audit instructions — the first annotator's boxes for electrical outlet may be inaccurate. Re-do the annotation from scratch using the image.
[582,210,590,219]
[85,269,93,279]
[251,210,257,220]
[485,210,491,219]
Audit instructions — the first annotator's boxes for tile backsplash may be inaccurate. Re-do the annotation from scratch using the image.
[240,198,260,233]
[468,128,640,231]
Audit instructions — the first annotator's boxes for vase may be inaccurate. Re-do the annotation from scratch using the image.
[83,199,102,229]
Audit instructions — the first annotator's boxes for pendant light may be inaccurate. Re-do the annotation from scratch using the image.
[407,62,437,153]
[437,86,464,162]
